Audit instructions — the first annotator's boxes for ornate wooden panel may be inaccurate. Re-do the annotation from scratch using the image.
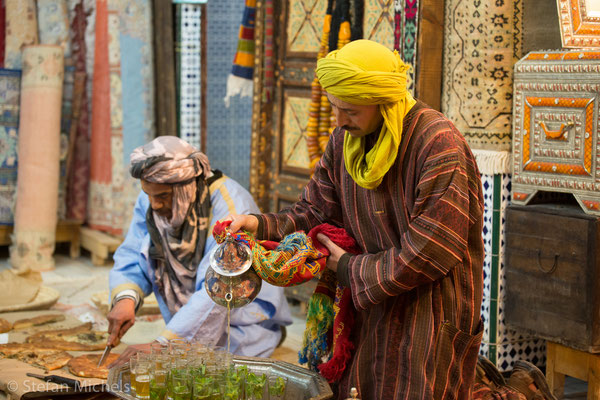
[512,51,600,215]
[249,0,444,211]
[250,0,326,212]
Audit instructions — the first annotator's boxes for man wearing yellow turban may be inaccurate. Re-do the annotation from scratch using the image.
[229,40,486,399]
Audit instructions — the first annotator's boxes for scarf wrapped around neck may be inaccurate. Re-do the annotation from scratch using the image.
[130,136,212,315]
[316,39,416,189]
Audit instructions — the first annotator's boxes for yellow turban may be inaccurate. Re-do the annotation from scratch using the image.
[316,40,416,189]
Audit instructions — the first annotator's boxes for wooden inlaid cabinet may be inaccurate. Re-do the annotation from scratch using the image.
[511,51,600,215]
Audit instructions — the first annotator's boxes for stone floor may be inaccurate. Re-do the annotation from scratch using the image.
[0,245,589,399]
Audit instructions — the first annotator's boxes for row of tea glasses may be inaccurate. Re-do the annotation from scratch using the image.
[127,339,287,400]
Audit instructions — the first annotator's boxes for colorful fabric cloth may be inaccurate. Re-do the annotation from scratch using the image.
[213,220,360,382]
[88,0,126,235]
[316,39,417,190]
[262,0,274,103]
[110,175,292,356]
[223,0,256,107]
[212,220,326,287]
[257,100,485,399]
[394,0,418,94]
[130,136,212,315]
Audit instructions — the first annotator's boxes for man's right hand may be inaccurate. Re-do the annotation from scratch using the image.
[106,297,136,347]
[222,214,259,237]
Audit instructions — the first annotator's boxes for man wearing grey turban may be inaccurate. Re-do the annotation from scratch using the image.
[106,137,291,364]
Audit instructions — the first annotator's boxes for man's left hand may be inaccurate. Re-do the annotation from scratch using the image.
[107,342,153,369]
[316,233,346,273]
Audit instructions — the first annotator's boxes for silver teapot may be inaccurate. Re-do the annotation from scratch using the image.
[205,232,261,308]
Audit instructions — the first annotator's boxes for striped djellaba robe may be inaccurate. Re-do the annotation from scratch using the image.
[256,101,485,399]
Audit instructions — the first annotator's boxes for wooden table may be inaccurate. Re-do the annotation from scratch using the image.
[547,341,600,399]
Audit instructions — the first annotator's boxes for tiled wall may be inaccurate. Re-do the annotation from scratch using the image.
[205,0,253,190]
[479,173,546,371]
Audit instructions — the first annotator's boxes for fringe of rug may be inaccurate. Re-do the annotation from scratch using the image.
[472,150,512,175]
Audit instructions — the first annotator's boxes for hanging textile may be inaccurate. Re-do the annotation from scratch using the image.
[175,3,202,148]
[261,0,274,103]
[0,69,21,225]
[119,0,155,222]
[88,0,125,236]
[11,45,64,272]
[223,0,256,107]
[441,0,522,172]
[394,0,418,94]
[0,0,5,68]
[4,0,38,70]
[66,0,90,222]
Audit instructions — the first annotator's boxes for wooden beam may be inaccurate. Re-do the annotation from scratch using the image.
[416,0,445,111]
[80,227,122,266]
[152,0,177,136]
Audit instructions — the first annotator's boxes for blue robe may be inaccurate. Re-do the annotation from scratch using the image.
[109,175,292,357]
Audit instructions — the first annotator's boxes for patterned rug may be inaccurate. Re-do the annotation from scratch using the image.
[37,0,73,221]
[88,0,125,236]
[363,0,395,49]
[0,69,20,225]
[119,0,154,226]
[394,0,419,94]
[441,0,522,154]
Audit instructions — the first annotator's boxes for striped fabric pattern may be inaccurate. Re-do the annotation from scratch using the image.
[231,0,256,80]
[212,220,326,287]
[258,101,485,399]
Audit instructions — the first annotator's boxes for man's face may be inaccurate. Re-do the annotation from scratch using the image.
[327,93,383,138]
[141,180,173,220]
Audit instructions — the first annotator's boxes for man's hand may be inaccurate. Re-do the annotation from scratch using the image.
[106,298,136,348]
[222,214,259,236]
[107,342,153,369]
[316,233,347,273]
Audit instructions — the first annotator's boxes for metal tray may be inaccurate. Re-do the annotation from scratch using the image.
[107,355,333,400]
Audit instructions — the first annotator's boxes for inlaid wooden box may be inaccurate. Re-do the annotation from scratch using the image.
[512,51,600,215]
[505,204,600,353]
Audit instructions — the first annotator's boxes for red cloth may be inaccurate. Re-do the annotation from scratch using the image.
[307,224,359,383]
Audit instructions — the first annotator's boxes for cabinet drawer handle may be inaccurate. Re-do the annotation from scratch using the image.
[537,250,559,274]
[540,121,574,140]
